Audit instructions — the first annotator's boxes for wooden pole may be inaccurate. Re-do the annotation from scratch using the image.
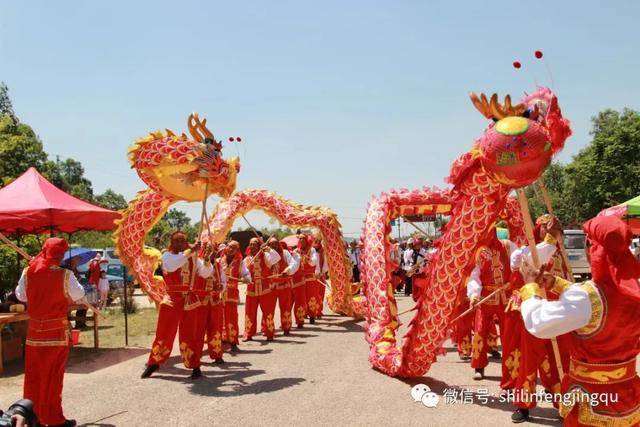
[448,284,510,324]
[190,182,210,290]
[516,189,565,378]
[403,218,430,238]
[537,179,574,279]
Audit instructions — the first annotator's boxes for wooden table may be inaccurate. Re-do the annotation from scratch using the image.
[0,312,29,375]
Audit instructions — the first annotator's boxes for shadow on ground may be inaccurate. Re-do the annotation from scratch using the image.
[67,347,148,374]
[149,358,305,397]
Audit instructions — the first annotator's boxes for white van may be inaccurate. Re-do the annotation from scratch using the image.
[563,230,591,279]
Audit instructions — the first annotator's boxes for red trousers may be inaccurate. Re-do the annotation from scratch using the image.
[276,287,293,332]
[318,282,326,315]
[245,291,277,339]
[148,297,185,365]
[513,331,570,409]
[306,280,324,318]
[471,303,505,369]
[222,286,239,345]
[179,301,225,368]
[500,309,523,390]
[24,344,69,426]
[292,283,307,327]
[451,298,474,357]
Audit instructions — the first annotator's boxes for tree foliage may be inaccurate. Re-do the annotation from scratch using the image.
[524,108,640,229]
[0,82,17,122]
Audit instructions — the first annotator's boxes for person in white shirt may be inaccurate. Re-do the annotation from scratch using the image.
[517,216,640,426]
[268,237,299,335]
[402,238,427,296]
[243,238,281,341]
[348,240,361,282]
[141,232,214,379]
[97,271,110,310]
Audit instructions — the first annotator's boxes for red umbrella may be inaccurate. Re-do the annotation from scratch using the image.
[0,167,121,234]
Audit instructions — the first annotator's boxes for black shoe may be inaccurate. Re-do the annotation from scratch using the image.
[296,324,303,329]
[242,336,253,342]
[53,420,77,427]
[489,350,501,359]
[213,358,225,365]
[309,317,315,324]
[190,367,202,379]
[460,355,471,361]
[473,368,484,380]
[511,409,529,423]
[230,344,239,352]
[141,364,159,379]
[283,330,290,336]
[266,336,274,341]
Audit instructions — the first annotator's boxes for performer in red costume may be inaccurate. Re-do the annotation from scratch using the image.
[291,235,317,327]
[467,228,513,380]
[87,252,107,290]
[179,246,225,378]
[268,238,299,335]
[451,286,474,361]
[311,235,328,319]
[220,240,250,351]
[519,215,640,427]
[243,238,280,341]
[15,237,86,427]
[141,232,213,378]
[509,214,571,423]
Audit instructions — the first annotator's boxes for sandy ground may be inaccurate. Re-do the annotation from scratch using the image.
[1,293,572,427]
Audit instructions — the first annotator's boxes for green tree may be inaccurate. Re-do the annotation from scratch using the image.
[95,189,128,211]
[0,82,17,122]
[563,109,640,222]
[0,116,50,185]
[55,158,94,201]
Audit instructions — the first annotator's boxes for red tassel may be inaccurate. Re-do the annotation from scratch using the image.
[512,61,521,69]
[534,50,543,59]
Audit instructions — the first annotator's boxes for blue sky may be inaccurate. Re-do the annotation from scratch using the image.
[2,1,639,237]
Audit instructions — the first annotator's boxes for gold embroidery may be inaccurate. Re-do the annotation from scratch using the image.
[520,283,544,301]
[559,388,640,427]
[179,342,194,368]
[63,269,71,299]
[471,333,484,360]
[575,281,605,337]
[569,358,636,385]
[552,276,572,294]
[505,349,521,379]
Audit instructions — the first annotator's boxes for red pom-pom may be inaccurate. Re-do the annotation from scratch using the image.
[535,50,543,59]
[236,137,242,142]
[512,61,521,69]
[229,137,235,142]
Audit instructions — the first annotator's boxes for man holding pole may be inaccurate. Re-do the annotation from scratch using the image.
[268,238,298,335]
[141,232,213,379]
[243,237,280,341]
[179,247,226,378]
[518,215,640,426]
[508,215,570,423]
[466,228,513,380]
[220,241,250,351]
[291,235,317,327]
[15,237,85,427]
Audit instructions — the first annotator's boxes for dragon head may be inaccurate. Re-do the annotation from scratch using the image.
[128,113,241,201]
[469,87,571,188]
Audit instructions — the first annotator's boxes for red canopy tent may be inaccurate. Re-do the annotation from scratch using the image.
[0,167,121,234]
